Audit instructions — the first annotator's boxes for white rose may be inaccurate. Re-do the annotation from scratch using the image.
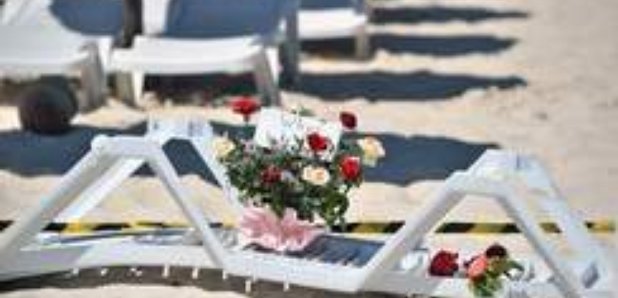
[301,166,331,186]
[212,136,236,159]
[357,137,385,166]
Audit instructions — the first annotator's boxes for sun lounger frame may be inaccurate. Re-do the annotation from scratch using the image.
[0,126,613,297]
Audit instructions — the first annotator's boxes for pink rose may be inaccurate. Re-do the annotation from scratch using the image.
[466,255,489,280]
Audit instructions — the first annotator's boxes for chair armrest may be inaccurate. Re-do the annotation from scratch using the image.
[94,37,114,69]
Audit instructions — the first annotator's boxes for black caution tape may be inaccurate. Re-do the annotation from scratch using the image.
[0,220,614,235]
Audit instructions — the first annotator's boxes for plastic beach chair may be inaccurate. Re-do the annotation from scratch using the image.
[0,119,613,297]
[110,0,295,107]
[0,0,124,111]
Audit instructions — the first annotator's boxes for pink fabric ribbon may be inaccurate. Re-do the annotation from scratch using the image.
[239,207,323,252]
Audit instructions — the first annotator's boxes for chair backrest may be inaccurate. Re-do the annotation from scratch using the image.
[143,0,291,40]
[1,0,124,37]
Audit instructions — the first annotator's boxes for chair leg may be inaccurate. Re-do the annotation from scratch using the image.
[79,52,107,112]
[280,7,301,87]
[114,72,144,108]
[253,51,281,106]
[279,42,300,88]
[355,25,371,60]
[131,72,145,105]
[266,48,280,84]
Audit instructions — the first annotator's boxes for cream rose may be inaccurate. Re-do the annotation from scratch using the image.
[301,166,331,186]
[357,137,385,166]
[213,136,236,159]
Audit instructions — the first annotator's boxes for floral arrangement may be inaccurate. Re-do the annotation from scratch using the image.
[428,244,524,297]
[216,97,385,230]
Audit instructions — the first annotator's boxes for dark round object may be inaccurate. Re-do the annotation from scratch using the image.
[18,79,78,135]
[485,243,508,258]
[39,77,79,115]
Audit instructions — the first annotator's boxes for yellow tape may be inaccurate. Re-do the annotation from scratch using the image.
[10,220,614,235]
[63,222,93,234]
[352,223,389,234]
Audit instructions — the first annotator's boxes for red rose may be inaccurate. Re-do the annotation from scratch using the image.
[339,156,361,181]
[339,111,357,130]
[230,96,260,122]
[307,132,330,152]
[429,250,459,277]
[261,165,281,184]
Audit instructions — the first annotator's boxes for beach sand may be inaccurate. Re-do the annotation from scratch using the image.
[0,0,617,296]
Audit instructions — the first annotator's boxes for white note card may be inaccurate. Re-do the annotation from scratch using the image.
[253,108,342,158]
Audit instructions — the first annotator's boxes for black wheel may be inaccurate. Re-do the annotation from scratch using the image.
[18,78,78,135]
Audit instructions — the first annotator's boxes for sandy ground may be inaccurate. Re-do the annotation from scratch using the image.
[0,0,617,296]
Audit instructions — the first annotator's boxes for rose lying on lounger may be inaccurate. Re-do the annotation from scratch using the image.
[239,206,324,252]
[428,244,524,297]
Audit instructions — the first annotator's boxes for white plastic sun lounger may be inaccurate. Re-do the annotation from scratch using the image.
[110,0,295,107]
[0,133,613,297]
[299,0,370,59]
[0,0,124,111]
[0,111,614,297]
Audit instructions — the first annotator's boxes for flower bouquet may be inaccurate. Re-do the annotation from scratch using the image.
[216,97,385,234]
[428,243,525,297]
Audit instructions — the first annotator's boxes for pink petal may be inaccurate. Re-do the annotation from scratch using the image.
[467,255,489,279]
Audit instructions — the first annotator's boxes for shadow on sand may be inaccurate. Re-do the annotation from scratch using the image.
[0,123,146,177]
[302,34,517,58]
[0,121,222,185]
[373,34,517,56]
[0,121,498,186]
[372,5,529,25]
[359,133,499,186]
[0,266,379,297]
[300,0,361,10]
[296,70,526,101]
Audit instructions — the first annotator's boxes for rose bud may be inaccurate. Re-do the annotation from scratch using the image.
[230,96,260,122]
[306,132,330,152]
[429,250,459,277]
[466,255,489,281]
[339,111,357,130]
[339,156,362,181]
[485,243,508,259]
[260,165,282,184]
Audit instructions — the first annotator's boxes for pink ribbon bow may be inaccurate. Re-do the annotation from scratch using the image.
[239,207,323,252]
